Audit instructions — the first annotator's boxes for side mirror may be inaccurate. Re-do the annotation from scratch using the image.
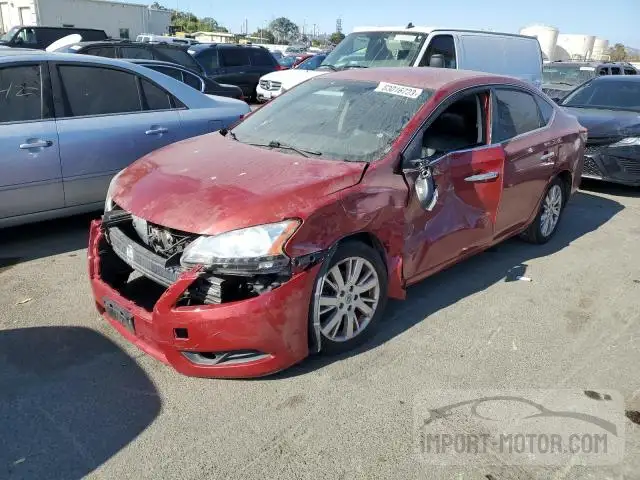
[429,54,445,68]
[550,96,562,104]
[414,161,438,211]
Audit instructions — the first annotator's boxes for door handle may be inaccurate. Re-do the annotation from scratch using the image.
[464,171,500,182]
[540,152,556,161]
[20,140,53,149]
[145,127,168,135]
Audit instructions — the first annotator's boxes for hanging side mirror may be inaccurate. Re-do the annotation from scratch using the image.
[414,160,438,211]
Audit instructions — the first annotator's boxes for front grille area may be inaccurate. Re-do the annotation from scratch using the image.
[583,156,602,177]
[259,79,282,91]
[618,158,640,175]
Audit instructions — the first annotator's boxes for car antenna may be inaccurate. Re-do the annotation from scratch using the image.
[406,22,414,29]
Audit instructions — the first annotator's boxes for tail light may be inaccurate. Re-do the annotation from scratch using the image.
[275,64,285,71]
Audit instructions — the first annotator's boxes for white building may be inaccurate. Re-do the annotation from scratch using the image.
[520,25,559,61]
[0,0,171,39]
[192,31,236,44]
[592,38,610,61]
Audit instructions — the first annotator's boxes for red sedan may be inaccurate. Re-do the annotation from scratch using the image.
[88,68,586,378]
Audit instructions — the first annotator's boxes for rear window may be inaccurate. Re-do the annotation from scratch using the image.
[152,46,202,71]
[85,46,116,58]
[248,48,275,66]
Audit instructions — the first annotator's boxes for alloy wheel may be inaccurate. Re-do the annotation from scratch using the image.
[316,257,381,342]
[540,184,563,238]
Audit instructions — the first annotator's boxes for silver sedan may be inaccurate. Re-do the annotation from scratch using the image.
[0,50,250,228]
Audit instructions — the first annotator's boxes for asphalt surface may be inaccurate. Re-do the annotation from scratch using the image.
[1,179,639,480]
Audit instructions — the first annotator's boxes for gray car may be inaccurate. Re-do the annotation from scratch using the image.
[0,50,250,228]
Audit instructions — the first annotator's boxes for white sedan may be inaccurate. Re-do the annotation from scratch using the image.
[256,55,328,102]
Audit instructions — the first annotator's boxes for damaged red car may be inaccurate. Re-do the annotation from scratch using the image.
[88,68,586,378]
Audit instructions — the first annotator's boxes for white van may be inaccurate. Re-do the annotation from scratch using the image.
[256,25,544,100]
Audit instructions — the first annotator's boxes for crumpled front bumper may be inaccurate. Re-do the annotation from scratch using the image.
[87,220,320,378]
[582,147,640,186]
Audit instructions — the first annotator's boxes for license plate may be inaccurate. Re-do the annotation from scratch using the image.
[104,297,135,334]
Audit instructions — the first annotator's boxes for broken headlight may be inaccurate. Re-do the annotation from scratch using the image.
[104,169,124,213]
[180,220,300,274]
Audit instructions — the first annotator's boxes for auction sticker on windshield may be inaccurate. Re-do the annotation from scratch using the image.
[375,82,423,99]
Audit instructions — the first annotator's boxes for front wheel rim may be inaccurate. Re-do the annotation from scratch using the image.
[540,184,563,237]
[315,257,381,342]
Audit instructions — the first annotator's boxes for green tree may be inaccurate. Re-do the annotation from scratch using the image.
[252,28,275,44]
[608,43,627,61]
[329,32,345,45]
[269,17,299,43]
[171,10,226,34]
[150,1,168,10]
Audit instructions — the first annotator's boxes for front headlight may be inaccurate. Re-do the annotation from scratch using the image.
[104,169,124,212]
[610,137,640,147]
[180,220,300,273]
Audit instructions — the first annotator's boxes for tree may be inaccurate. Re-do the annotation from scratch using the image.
[150,1,169,10]
[269,17,299,43]
[329,32,345,45]
[608,43,627,62]
[171,10,226,34]
[252,28,275,44]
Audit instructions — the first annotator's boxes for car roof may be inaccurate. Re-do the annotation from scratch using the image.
[8,25,104,31]
[189,43,267,51]
[0,50,166,69]
[64,40,186,49]
[322,67,532,91]
[590,75,640,82]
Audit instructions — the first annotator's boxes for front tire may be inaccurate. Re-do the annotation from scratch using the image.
[311,242,388,354]
[520,177,565,244]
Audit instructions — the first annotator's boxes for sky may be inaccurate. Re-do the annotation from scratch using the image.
[171,0,640,47]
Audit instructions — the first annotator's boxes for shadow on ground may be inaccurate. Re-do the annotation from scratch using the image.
[0,326,160,480]
[273,190,624,378]
[0,213,99,270]
[580,178,640,198]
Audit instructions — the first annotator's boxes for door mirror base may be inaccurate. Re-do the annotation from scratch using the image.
[413,159,438,211]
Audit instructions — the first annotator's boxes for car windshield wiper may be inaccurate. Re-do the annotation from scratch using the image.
[343,65,368,69]
[318,64,338,71]
[546,81,575,86]
[245,140,322,158]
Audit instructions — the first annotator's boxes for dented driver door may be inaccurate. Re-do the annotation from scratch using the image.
[402,145,506,283]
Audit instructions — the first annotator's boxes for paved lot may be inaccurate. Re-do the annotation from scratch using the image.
[1,180,639,480]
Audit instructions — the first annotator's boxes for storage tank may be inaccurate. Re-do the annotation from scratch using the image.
[520,25,559,62]
[592,38,610,60]
[557,34,596,61]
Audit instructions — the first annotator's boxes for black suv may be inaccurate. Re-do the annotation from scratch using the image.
[54,40,205,76]
[543,61,638,101]
[187,44,280,100]
[0,26,108,50]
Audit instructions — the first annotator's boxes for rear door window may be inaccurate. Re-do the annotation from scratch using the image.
[150,65,184,82]
[492,89,543,142]
[248,48,275,66]
[610,67,621,75]
[194,49,219,71]
[182,70,202,90]
[220,48,251,67]
[57,65,142,117]
[0,64,44,123]
[120,46,154,59]
[624,68,637,75]
[140,79,172,111]
[85,46,117,58]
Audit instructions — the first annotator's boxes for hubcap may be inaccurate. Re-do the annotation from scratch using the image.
[540,184,563,237]
[316,257,380,342]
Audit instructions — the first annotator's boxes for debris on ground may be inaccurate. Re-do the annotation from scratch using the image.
[15,298,32,305]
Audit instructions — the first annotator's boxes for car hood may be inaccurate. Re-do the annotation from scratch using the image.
[260,69,328,89]
[112,133,366,235]
[562,107,640,138]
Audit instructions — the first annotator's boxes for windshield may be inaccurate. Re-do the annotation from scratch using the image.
[296,55,326,70]
[232,77,433,162]
[321,31,426,69]
[0,27,19,42]
[543,65,596,86]
[562,79,640,111]
[279,56,296,68]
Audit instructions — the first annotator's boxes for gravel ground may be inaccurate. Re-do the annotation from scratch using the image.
[1,180,639,480]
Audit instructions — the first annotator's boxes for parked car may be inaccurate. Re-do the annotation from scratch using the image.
[89,68,584,378]
[188,43,281,100]
[257,54,327,101]
[292,54,314,67]
[53,39,206,76]
[559,75,640,186]
[543,61,637,101]
[136,34,199,46]
[0,50,249,228]
[125,59,245,100]
[0,26,107,50]
[270,50,284,61]
[278,55,297,69]
[258,26,545,99]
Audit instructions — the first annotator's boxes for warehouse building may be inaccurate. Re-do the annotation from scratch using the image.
[0,0,171,39]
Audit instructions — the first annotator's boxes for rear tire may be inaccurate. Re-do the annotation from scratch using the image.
[520,177,565,244]
[310,241,388,355]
